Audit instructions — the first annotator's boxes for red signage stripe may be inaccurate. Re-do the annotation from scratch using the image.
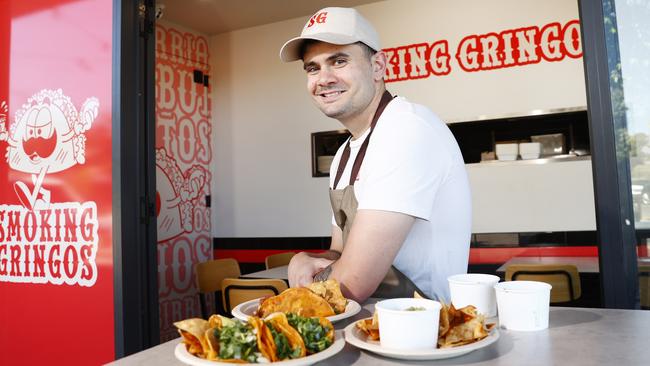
[469,246,598,264]
[214,246,599,265]
[214,249,325,263]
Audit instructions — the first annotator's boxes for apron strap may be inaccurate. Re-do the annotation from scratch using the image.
[332,91,394,189]
[372,265,431,299]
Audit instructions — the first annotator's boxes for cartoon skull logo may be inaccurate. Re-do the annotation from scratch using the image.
[0,89,98,209]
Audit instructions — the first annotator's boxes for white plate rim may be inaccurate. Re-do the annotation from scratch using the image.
[343,318,500,361]
[174,330,345,366]
[231,297,361,323]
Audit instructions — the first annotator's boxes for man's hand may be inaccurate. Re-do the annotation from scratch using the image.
[288,252,337,288]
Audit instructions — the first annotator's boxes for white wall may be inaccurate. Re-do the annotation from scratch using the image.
[210,0,589,238]
[468,159,596,233]
[210,16,336,237]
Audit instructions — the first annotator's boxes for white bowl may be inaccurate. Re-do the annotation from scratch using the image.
[519,143,541,159]
[448,273,500,317]
[494,281,551,331]
[520,153,540,160]
[375,298,441,350]
[495,143,519,161]
[496,154,517,161]
[519,142,541,154]
[495,143,519,154]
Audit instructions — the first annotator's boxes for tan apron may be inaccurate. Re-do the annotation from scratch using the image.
[329,91,427,299]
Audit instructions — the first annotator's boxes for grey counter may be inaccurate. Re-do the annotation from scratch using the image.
[108,299,650,366]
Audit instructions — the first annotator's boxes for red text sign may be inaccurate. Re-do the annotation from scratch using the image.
[385,19,582,83]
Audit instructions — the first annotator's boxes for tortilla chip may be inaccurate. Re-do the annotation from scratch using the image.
[438,302,451,337]
[308,280,348,314]
[257,287,335,318]
[438,315,489,348]
[355,317,380,341]
[437,305,493,348]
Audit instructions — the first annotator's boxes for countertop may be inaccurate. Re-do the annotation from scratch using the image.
[108,299,650,366]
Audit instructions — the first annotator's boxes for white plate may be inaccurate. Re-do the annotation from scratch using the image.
[231,298,361,323]
[344,318,500,361]
[174,330,345,366]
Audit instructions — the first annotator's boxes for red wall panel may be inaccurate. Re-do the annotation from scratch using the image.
[155,23,213,341]
[0,1,114,364]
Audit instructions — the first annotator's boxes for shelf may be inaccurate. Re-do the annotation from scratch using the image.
[469,154,591,167]
[310,129,350,177]
[448,110,590,164]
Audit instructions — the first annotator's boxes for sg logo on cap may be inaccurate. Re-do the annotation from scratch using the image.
[307,11,328,27]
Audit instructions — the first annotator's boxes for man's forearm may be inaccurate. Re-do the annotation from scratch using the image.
[304,250,341,261]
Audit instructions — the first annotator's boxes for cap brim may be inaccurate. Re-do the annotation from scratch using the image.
[279,33,359,62]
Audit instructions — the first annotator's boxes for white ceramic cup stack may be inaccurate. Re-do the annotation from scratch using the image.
[519,142,541,160]
[375,298,442,350]
[495,143,519,161]
[494,281,552,331]
[447,274,500,317]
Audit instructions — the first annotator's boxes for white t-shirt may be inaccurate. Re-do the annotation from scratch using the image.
[329,96,471,301]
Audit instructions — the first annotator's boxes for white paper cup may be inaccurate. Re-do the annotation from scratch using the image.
[448,273,500,317]
[495,281,552,331]
[375,298,441,350]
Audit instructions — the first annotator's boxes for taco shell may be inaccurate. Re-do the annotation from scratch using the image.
[257,287,335,318]
[174,318,210,357]
[265,312,307,358]
[248,316,277,362]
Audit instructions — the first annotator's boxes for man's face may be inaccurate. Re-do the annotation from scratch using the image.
[303,42,377,121]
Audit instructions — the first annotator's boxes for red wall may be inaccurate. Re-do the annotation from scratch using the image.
[0,1,114,364]
[214,246,600,267]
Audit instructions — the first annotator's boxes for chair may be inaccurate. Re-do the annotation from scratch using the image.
[640,263,649,309]
[505,264,581,303]
[265,251,296,269]
[195,258,241,318]
[221,278,288,314]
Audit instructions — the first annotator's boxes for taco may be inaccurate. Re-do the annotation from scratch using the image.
[213,317,270,363]
[264,312,307,360]
[257,287,335,318]
[248,316,277,362]
[286,313,334,354]
[174,318,211,357]
[177,315,272,363]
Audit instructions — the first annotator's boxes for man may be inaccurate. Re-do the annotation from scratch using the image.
[281,7,471,303]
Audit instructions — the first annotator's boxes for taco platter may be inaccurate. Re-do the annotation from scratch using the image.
[175,312,341,364]
[232,280,361,323]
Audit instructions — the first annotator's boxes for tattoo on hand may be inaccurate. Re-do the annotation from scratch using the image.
[313,264,333,282]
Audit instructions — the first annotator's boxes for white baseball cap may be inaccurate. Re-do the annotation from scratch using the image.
[279,7,381,62]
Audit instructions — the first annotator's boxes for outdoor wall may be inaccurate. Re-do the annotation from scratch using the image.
[210,0,588,238]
